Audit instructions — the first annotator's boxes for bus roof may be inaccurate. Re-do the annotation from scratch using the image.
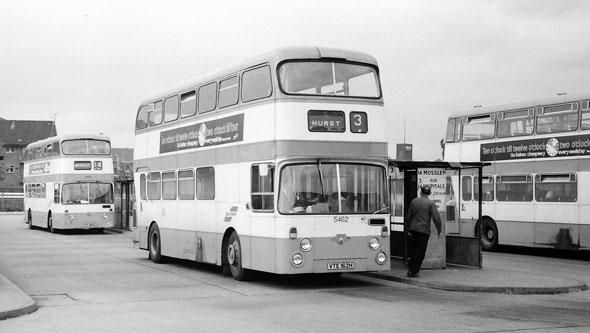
[25,133,111,149]
[448,93,590,119]
[139,46,379,105]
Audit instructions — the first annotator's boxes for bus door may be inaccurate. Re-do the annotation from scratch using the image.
[459,171,479,237]
[388,167,405,257]
[444,171,460,235]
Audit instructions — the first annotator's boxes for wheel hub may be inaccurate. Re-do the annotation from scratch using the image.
[228,241,239,265]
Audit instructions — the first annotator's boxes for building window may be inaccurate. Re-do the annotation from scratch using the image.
[5,166,16,173]
[4,146,16,153]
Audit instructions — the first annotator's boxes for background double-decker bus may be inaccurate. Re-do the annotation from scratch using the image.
[444,94,590,251]
[24,134,115,233]
[133,46,390,280]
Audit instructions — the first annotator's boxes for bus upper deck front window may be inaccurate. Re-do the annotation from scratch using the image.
[278,61,380,98]
[62,139,111,155]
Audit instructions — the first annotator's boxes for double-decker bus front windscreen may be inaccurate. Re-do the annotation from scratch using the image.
[62,182,114,205]
[278,163,388,214]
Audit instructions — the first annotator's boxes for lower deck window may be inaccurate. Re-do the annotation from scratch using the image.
[251,164,274,211]
[535,174,577,202]
[496,175,533,202]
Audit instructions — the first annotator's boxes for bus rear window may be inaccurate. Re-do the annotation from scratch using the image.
[278,61,380,98]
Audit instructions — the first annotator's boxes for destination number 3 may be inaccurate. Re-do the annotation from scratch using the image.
[350,112,368,133]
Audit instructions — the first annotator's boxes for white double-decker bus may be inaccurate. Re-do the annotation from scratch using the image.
[133,47,390,280]
[24,134,115,233]
[444,94,590,251]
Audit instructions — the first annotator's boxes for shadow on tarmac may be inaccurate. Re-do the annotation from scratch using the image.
[494,245,590,261]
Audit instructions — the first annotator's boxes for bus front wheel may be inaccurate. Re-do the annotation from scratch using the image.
[479,218,498,251]
[148,224,164,263]
[226,232,250,281]
[47,214,56,233]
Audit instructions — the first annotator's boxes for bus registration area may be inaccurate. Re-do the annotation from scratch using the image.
[389,160,488,269]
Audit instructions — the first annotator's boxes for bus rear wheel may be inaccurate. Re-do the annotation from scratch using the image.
[28,210,33,229]
[480,218,498,251]
[148,224,164,263]
[226,232,250,281]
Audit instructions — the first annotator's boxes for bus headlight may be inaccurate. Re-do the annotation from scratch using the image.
[368,237,380,250]
[103,213,112,225]
[375,251,387,265]
[300,238,312,252]
[291,253,304,267]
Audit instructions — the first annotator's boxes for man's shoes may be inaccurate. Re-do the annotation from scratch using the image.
[407,271,420,278]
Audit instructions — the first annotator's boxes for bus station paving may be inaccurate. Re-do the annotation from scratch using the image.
[1,252,588,320]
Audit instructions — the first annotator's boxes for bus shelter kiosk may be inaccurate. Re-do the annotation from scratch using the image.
[389,160,488,268]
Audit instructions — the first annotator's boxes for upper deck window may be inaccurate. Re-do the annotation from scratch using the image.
[580,101,590,130]
[242,66,272,102]
[462,115,495,141]
[536,102,578,134]
[219,76,239,108]
[445,118,461,142]
[62,139,111,155]
[164,95,179,123]
[497,109,534,138]
[136,104,152,130]
[149,101,163,126]
[180,91,197,118]
[198,82,217,113]
[278,61,380,98]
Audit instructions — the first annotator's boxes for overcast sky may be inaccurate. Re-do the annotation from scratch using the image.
[2,0,590,160]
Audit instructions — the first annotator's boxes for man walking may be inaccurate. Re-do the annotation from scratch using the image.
[406,185,442,278]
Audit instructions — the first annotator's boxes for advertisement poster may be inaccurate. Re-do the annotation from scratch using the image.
[160,114,244,154]
[417,168,446,212]
[480,134,590,161]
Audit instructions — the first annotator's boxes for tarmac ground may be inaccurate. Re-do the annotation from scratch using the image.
[1,248,588,321]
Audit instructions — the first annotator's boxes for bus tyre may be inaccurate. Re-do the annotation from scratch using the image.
[227,232,250,281]
[28,210,33,229]
[148,224,164,263]
[480,218,498,251]
[48,214,55,233]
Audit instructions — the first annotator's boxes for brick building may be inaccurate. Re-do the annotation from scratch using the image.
[0,118,57,210]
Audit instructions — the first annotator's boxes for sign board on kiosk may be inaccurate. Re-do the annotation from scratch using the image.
[416,168,447,269]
